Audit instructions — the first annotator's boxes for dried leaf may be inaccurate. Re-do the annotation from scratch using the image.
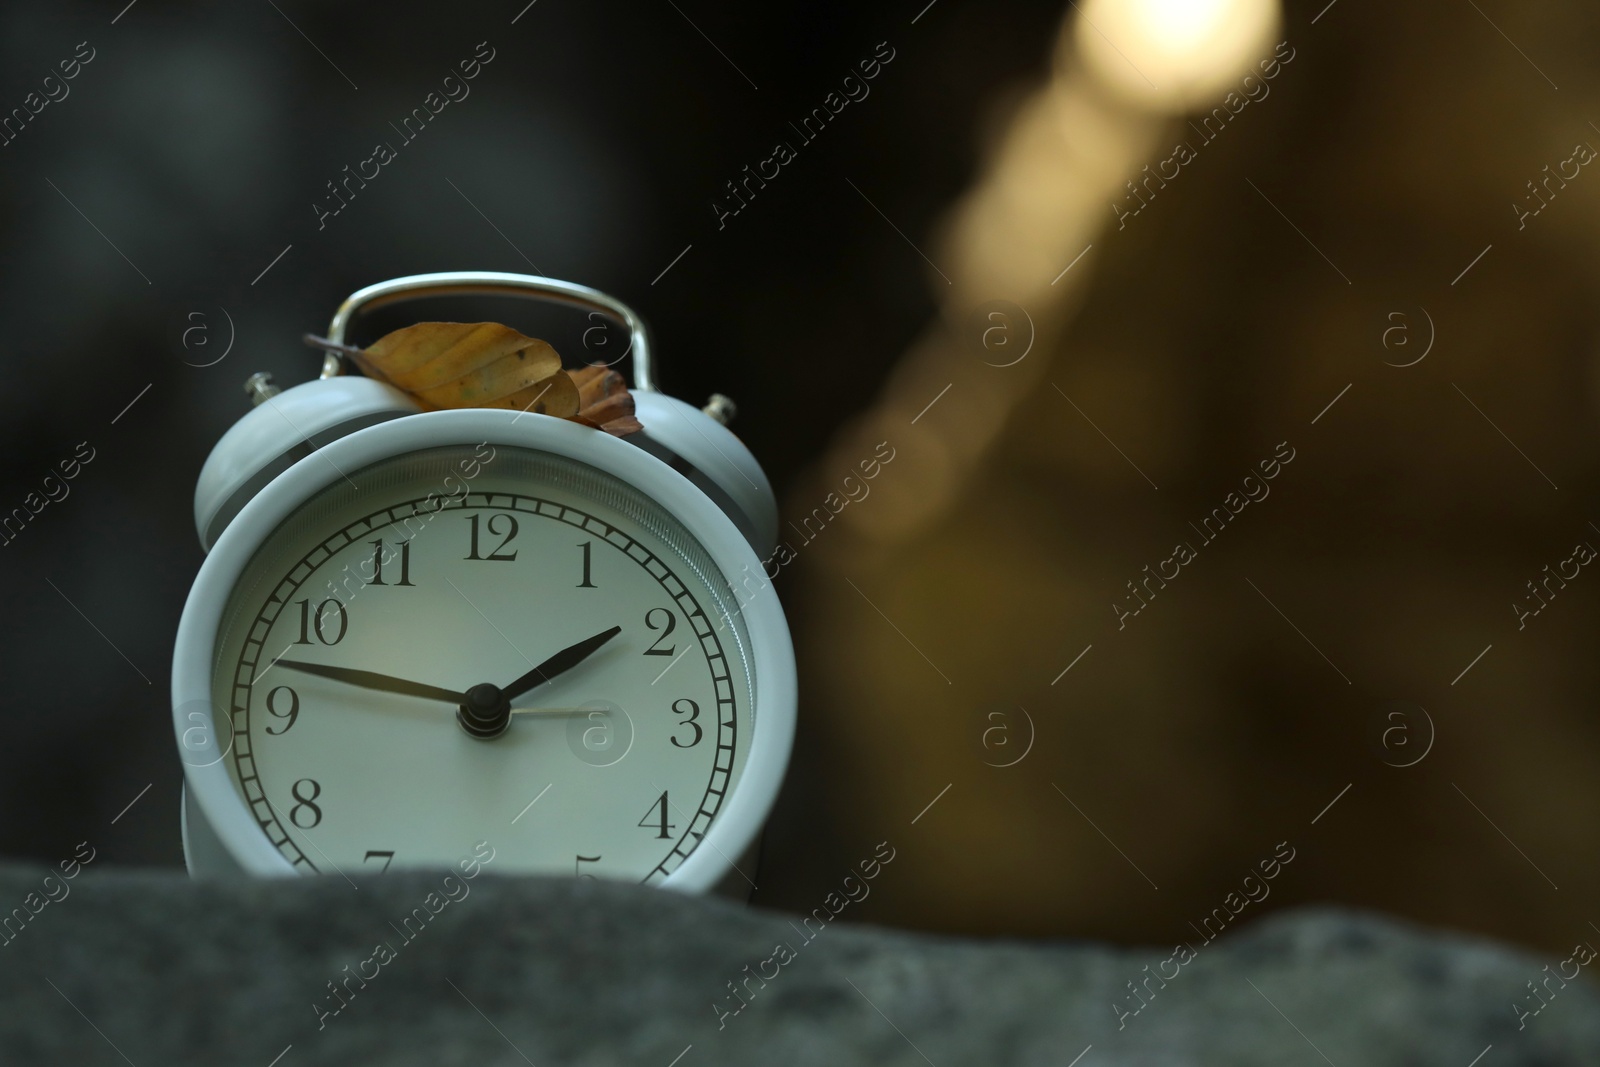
[326,321,641,437]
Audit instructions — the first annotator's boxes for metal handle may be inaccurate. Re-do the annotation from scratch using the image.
[323,271,657,392]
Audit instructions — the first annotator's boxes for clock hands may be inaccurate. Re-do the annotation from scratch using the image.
[500,626,623,701]
[275,660,468,704]
[276,625,624,741]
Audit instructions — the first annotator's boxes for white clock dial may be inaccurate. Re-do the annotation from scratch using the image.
[208,443,754,884]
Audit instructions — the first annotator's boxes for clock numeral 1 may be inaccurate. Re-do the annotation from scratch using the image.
[363,850,395,873]
[577,541,596,588]
[289,778,322,828]
[293,599,347,645]
[575,854,601,880]
[366,538,413,586]
[638,791,676,840]
[465,514,519,561]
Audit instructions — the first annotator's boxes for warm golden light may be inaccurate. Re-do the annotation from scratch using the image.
[1074,0,1281,110]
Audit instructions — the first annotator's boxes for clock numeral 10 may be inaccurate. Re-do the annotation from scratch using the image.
[465,514,519,561]
[289,778,322,828]
[366,538,413,586]
[638,790,676,839]
[293,599,347,645]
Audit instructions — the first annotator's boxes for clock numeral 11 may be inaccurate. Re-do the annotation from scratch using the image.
[366,538,413,586]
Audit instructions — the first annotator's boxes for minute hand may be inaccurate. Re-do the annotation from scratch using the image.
[502,626,622,701]
[275,660,468,704]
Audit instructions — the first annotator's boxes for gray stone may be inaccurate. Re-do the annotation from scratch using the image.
[0,861,1594,1065]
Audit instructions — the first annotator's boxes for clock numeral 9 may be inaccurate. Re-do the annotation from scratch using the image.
[670,698,702,748]
[465,514,519,561]
[289,778,322,829]
[264,685,299,735]
[637,790,676,839]
[293,598,347,645]
[643,608,677,656]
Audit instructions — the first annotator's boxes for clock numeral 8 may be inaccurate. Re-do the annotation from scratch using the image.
[289,778,322,828]
[293,599,347,645]
[670,698,702,748]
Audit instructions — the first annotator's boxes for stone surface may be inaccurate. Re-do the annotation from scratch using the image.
[0,860,1595,1066]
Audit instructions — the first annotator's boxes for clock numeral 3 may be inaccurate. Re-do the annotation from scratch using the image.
[670,698,702,748]
[264,685,299,735]
[643,608,677,656]
[465,514,519,561]
[293,599,347,645]
[638,790,676,839]
[366,538,414,586]
[289,778,322,829]
[575,854,601,880]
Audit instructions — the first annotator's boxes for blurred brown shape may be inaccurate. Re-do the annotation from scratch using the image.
[758,0,1600,954]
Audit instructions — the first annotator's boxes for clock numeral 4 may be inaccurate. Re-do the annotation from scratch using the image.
[465,514,519,561]
[293,599,347,645]
[638,790,676,840]
[670,698,702,748]
[289,778,322,829]
[366,538,414,586]
[643,608,677,656]
[575,854,601,880]
[264,685,299,735]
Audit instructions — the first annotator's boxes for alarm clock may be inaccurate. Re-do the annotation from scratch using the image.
[171,272,796,896]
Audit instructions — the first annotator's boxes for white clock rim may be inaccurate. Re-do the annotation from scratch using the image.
[171,408,797,894]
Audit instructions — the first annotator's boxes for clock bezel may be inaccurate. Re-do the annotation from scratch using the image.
[172,407,796,894]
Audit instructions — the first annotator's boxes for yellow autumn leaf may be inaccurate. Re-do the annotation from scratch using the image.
[351,321,578,417]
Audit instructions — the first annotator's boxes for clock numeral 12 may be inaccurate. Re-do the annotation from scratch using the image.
[638,791,676,839]
[465,514,519,561]
[366,538,413,586]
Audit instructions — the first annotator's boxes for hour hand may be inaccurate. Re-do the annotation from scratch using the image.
[275,660,468,704]
[501,626,623,701]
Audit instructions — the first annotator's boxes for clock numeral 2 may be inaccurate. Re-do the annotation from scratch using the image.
[577,541,596,588]
[465,514,519,561]
[643,608,676,656]
[366,538,413,586]
[670,698,702,748]
[638,790,676,839]
[575,854,601,880]
[294,599,347,645]
[289,778,322,828]
[363,850,395,873]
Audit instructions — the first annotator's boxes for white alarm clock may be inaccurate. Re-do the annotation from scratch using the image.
[171,272,796,896]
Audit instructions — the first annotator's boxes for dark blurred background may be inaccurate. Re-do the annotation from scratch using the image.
[4,0,1599,957]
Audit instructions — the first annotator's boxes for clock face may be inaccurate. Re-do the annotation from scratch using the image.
[208,442,754,884]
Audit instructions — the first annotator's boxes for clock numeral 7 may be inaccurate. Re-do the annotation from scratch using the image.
[363,850,395,873]
[638,790,676,839]
[465,514,519,561]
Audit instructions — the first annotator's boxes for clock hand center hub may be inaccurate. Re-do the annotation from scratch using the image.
[457,682,512,740]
